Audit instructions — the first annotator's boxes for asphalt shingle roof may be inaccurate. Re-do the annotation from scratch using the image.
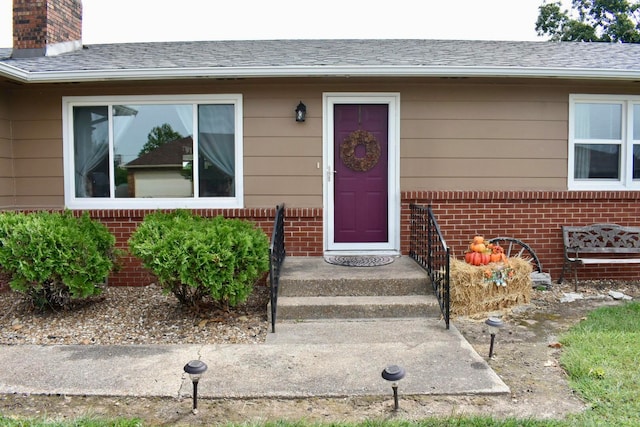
[2,39,640,82]
[126,137,192,168]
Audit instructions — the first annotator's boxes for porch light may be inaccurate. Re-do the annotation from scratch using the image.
[295,101,306,122]
[184,360,208,414]
[485,317,504,358]
[381,364,405,411]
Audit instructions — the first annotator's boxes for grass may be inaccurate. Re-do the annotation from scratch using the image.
[2,302,639,426]
[560,301,640,426]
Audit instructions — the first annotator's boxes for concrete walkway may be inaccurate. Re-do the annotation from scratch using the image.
[0,318,509,399]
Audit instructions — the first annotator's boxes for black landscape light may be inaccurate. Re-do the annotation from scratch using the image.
[295,101,307,122]
[485,317,505,358]
[184,360,208,414]
[381,364,406,411]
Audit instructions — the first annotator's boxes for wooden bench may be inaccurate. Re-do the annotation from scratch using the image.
[559,223,640,290]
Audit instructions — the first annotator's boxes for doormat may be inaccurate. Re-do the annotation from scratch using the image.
[324,255,395,267]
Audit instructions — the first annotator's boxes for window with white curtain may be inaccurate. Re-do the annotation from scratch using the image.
[62,94,243,209]
[569,94,640,190]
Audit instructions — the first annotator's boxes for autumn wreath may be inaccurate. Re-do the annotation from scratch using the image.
[339,129,381,172]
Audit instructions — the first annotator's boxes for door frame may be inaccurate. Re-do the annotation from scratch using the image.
[322,92,401,254]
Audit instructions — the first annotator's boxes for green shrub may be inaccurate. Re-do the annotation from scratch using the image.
[128,210,270,307]
[0,211,118,309]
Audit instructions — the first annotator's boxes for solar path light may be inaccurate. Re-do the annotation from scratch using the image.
[485,317,505,358]
[184,360,208,414]
[381,364,406,411]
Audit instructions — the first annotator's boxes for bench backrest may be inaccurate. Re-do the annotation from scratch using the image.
[562,223,640,254]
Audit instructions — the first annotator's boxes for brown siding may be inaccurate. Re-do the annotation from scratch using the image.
[8,90,62,208]
[400,83,568,191]
[5,78,640,209]
[0,90,14,208]
[243,91,323,207]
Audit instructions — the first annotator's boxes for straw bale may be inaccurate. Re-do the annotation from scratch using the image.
[450,257,532,317]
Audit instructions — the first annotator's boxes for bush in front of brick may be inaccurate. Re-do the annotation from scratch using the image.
[128,210,269,308]
[0,211,118,309]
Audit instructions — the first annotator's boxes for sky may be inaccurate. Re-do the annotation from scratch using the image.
[0,0,564,48]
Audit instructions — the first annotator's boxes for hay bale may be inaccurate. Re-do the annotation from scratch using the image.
[450,257,532,317]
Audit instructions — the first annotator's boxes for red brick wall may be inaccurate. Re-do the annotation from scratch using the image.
[13,0,82,50]
[29,191,640,286]
[402,191,640,283]
[89,207,283,286]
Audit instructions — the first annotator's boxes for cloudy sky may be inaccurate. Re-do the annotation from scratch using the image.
[0,0,565,47]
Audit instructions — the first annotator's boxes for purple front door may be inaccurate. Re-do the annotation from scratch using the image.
[333,104,388,243]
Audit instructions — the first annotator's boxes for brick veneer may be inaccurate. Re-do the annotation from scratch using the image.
[85,206,322,286]
[50,190,640,286]
[13,0,82,50]
[402,191,640,283]
[87,207,279,286]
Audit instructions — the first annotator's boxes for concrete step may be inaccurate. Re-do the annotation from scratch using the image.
[271,294,441,321]
[278,256,430,297]
[270,256,441,324]
[278,276,428,297]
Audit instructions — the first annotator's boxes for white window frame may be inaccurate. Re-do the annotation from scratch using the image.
[62,94,243,209]
[569,94,640,191]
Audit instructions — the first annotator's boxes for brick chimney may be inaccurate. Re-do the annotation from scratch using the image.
[12,0,83,58]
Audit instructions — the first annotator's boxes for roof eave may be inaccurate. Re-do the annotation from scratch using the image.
[2,65,640,83]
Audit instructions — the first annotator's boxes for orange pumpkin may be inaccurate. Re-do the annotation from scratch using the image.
[464,236,494,265]
[471,252,482,266]
[465,251,473,264]
[469,242,487,253]
[480,252,490,265]
[466,251,490,266]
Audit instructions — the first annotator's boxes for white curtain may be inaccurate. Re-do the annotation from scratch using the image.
[574,145,591,179]
[198,105,235,188]
[74,107,109,197]
[574,104,591,179]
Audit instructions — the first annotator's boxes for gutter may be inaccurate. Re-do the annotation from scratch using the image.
[2,63,640,83]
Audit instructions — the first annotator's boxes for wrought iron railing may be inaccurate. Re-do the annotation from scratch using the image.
[409,204,450,329]
[269,203,286,333]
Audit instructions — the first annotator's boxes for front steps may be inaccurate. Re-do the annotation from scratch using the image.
[269,256,441,323]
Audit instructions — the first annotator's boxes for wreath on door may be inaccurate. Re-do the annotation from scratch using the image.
[340,129,381,172]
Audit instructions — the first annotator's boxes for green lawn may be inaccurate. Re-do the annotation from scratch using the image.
[2,302,639,426]
[560,301,640,426]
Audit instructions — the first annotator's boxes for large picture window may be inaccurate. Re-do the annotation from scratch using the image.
[63,95,243,208]
[569,95,640,190]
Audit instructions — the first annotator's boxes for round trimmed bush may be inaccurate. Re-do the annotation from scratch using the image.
[0,211,118,309]
[128,210,270,308]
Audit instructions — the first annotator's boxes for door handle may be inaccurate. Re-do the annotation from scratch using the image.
[327,166,336,182]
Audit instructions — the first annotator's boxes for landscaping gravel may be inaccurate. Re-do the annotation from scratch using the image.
[0,281,270,346]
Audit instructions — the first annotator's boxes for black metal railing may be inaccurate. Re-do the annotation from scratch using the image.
[269,203,286,333]
[409,204,450,329]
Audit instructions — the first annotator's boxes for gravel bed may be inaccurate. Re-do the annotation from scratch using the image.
[0,281,270,346]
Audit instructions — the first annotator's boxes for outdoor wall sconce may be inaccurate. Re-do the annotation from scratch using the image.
[184,359,208,414]
[485,317,505,358]
[381,364,406,411]
[295,101,307,122]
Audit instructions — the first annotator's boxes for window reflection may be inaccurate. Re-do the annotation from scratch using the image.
[115,104,193,198]
[71,99,237,202]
